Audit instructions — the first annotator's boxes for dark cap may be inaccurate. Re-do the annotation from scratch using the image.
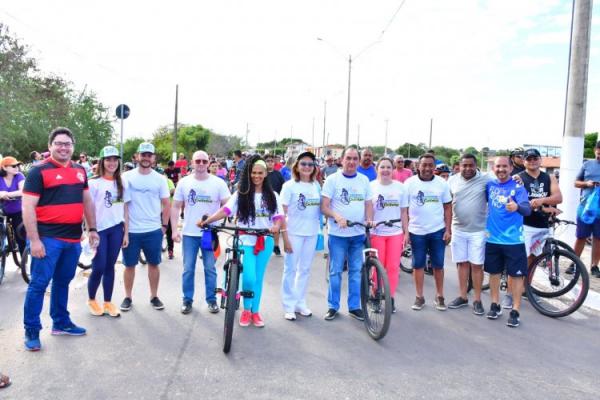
[524,148,541,159]
[296,151,316,161]
[510,147,524,157]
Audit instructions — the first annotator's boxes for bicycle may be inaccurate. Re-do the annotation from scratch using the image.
[345,219,398,341]
[203,224,270,354]
[0,204,25,285]
[400,245,433,275]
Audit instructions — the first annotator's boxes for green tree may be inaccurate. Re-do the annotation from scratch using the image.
[395,142,426,159]
[584,132,598,159]
[123,137,145,163]
[151,124,210,162]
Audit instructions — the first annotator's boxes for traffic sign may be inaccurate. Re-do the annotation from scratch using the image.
[116,104,130,119]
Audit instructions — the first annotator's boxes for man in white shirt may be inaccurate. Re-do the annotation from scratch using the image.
[171,151,230,315]
[120,142,171,311]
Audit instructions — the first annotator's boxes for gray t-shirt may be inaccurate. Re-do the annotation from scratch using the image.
[321,164,339,178]
[448,171,492,233]
[576,159,600,200]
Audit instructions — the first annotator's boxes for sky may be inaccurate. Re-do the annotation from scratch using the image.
[1,0,599,152]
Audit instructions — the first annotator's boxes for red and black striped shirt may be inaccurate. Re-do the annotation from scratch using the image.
[23,158,88,242]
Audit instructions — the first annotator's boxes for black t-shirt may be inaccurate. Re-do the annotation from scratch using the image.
[165,167,181,184]
[518,170,551,228]
[267,170,285,194]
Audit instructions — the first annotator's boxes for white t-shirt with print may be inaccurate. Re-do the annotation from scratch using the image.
[370,180,408,236]
[88,177,125,232]
[322,171,372,237]
[404,175,452,235]
[174,174,231,237]
[123,169,170,233]
[280,180,321,236]
[224,191,284,246]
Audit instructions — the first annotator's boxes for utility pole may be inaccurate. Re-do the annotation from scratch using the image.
[172,84,178,162]
[428,118,433,149]
[245,123,249,149]
[384,119,389,157]
[357,124,361,148]
[345,55,352,147]
[322,101,327,158]
[559,0,593,240]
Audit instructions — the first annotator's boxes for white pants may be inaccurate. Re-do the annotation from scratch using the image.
[281,234,318,312]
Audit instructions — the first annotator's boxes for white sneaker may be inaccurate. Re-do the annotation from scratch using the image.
[295,307,313,317]
[284,312,297,321]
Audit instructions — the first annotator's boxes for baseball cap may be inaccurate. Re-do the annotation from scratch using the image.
[523,148,541,159]
[98,145,120,159]
[297,151,316,161]
[0,156,21,167]
[137,142,155,154]
[510,147,524,157]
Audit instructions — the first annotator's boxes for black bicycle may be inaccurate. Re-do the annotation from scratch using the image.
[204,224,270,354]
[0,204,25,285]
[346,219,398,341]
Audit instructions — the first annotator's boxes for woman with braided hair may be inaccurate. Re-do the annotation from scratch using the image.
[200,154,283,327]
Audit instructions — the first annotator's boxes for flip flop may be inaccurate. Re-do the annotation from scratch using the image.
[0,373,11,389]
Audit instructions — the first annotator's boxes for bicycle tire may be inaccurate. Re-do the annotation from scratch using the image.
[0,248,5,286]
[553,239,575,254]
[78,260,93,270]
[20,247,31,284]
[526,249,589,318]
[467,269,490,293]
[223,260,239,354]
[0,224,6,284]
[361,257,391,341]
[8,228,22,268]
[400,246,413,274]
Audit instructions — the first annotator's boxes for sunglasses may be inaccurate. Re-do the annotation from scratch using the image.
[194,159,209,164]
[299,161,316,167]
[6,164,20,168]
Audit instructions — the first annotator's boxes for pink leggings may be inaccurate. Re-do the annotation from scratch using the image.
[370,233,404,295]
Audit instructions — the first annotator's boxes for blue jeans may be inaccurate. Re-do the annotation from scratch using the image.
[23,237,81,331]
[182,235,217,304]
[327,234,365,311]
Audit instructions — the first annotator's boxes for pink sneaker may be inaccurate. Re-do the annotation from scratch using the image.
[251,312,265,328]
[239,310,252,327]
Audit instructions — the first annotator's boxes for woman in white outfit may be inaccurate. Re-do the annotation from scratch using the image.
[280,151,321,320]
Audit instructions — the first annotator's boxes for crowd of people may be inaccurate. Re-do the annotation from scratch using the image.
[2,126,600,373]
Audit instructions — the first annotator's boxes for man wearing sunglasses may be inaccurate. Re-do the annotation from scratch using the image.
[509,147,526,175]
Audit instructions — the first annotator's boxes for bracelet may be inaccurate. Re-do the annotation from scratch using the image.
[162,224,168,229]
[88,228,97,232]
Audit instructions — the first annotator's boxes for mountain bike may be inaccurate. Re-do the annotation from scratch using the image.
[400,244,433,275]
[0,205,25,285]
[346,219,398,341]
[204,224,270,354]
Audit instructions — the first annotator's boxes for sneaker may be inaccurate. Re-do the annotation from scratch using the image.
[24,328,41,351]
[411,296,425,311]
[349,309,365,321]
[273,246,281,256]
[168,250,174,260]
[435,296,447,311]
[208,302,219,314]
[486,303,503,320]
[284,312,297,321]
[239,310,252,327]
[324,308,338,321]
[591,265,600,277]
[473,300,485,316]
[181,301,192,314]
[565,263,575,275]
[507,309,520,327]
[501,294,513,310]
[51,323,86,336]
[120,297,133,311]
[103,302,121,317]
[448,296,468,309]
[252,313,265,327]
[391,298,397,314]
[294,307,312,317]
[150,297,165,310]
[87,299,103,316]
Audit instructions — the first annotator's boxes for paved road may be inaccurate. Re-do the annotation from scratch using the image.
[1,243,599,400]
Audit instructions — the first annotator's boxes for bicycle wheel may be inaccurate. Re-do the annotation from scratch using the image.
[20,246,31,284]
[8,229,21,268]
[467,269,490,293]
[554,239,575,254]
[526,249,589,318]
[361,257,391,341]
[223,260,239,354]
[0,224,6,285]
[399,245,413,274]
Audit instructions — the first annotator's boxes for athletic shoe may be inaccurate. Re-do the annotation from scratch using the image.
[284,312,297,321]
[51,323,86,336]
[239,310,252,327]
[501,294,513,310]
[591,266,600,277]
[120,297,133,311]
[411,296,425,311]
[150,297,165,310]
[324,308,338,321]
[486,303,502,319]
[565,263,575,275]
[349,309,365,321]
[251,312,265,327]
[295,307,312,317]
[448,296,468,309]
[87,299,103,316]
[473,300,485,316]
[273,246,282,256]
[507,309,520,327]
[181,301,192,314]
[103,302,121,317]
[391,298,397,314]
[24,328,41,351]
[435,296,447,311]
[208,302,219,314]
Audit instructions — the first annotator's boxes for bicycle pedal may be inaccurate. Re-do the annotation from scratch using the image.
[240,290,254,298]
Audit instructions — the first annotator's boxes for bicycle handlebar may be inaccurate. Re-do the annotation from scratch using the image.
[346,218,402,229]
[207,225,271,236]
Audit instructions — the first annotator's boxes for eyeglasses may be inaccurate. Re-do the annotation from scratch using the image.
[194,159,209,164]
[326,159,333,162]
[299,161,316,167]
[52,141,74,148]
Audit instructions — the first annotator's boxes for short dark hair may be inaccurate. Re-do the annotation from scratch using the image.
[234,150,242,158]
[341,146,360,160]
[30,151,39,161]
[419,153,435,163]
[264,154,274,161]
[460,153,478,164]
[167,160,175,167]
[48,127,74,145]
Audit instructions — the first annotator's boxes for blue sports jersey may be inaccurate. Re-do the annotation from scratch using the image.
[486,179,530,245]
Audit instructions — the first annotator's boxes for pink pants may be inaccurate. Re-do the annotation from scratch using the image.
[370,233,404,295]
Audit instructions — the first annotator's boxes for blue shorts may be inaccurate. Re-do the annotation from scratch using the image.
[575,215,600,239]
[484,242,528,278]
[409,228,446,269]
[122,229,163,267]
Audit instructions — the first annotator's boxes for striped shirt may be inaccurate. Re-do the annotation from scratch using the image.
[23,158,88,242]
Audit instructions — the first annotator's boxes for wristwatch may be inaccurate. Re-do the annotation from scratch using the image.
[88,228,97,232]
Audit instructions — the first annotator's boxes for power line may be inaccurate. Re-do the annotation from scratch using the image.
[378,0,409,40]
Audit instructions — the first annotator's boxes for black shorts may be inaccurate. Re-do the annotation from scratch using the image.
[484,242,528,278]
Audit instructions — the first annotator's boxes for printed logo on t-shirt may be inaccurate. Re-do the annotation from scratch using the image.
[187,189,213,206]
[529,181,547,199]
[415,190,439,206]
[375,194,399,210]
[489,187,516,209]
[77,172,85,183]
[297,193,320,211]
[338,188,365,206]
[104,191,113,208]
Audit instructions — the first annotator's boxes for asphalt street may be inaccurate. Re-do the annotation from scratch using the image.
[1,242,599,400]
